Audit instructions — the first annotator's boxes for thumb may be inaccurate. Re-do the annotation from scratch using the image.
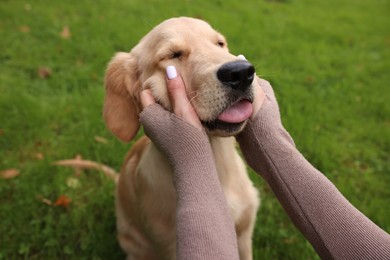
[140,89,156,109]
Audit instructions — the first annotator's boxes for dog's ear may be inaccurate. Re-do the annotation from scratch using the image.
[103,52,141,142]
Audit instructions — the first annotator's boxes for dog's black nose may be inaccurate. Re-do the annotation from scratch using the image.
[217,61,255,91]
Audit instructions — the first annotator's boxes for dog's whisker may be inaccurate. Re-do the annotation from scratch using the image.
[188,92,199,106]
[186,90,199,96]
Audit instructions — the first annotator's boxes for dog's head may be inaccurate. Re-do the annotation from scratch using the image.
[104,17,255,142]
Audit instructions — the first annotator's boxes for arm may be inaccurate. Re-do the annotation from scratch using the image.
[140,106,239,260]
[139,66,239,260]
[237,78,390,259]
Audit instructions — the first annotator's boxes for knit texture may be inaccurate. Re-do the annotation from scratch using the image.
[139,78,390,259]
[237,79,390,260]
[140,104,240,260]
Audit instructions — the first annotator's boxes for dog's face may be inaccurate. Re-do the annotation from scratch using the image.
[104,17,255,142]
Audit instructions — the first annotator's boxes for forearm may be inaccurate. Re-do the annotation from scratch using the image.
[140,104,239,260]
[237,103,390,259]
[169,134,239,260]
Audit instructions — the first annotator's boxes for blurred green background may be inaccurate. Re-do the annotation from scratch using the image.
[0,0,389,259]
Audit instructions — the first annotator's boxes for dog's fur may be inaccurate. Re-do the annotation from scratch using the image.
[103,17,259,260]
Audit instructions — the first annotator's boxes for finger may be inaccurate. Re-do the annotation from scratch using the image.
[166,66,203,130]
[237,54,247,60]
[140,89,156,108]
[257,77,275,97]
[166,66,191,116]
[250,80,266,120]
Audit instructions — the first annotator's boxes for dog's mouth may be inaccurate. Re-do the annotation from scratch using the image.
[201,98,253,135]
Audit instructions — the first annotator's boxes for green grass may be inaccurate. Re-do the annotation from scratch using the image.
[1,0,389,259]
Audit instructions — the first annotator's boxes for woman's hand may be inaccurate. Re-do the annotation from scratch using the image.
[250,77,267,120]
[140,65,202,130]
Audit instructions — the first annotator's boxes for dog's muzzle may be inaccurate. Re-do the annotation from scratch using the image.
[201,60,255,135]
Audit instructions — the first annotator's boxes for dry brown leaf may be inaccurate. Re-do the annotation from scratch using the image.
[53,158,118,182]
[38,67,52,79]
[0,169,20,179]
[54,195,71,207]
[94,136,109,144]
[0,129,4,136]
[36,195,53,206]
[42,198,52,206]
[19,25,30,33]
[60,26,71,39]
[36,153,44,160]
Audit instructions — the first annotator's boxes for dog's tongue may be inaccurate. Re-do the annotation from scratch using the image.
[217,100,253,123]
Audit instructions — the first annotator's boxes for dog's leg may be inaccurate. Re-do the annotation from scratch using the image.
[237,227,254,260]
[236,200,259,260]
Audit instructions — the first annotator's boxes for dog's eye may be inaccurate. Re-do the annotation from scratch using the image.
[217,41,225,47]
[170,51,183,59]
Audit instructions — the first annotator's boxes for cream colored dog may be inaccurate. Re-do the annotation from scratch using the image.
[103,17,260,260]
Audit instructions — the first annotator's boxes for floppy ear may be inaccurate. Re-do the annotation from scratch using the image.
[103,52,141,142]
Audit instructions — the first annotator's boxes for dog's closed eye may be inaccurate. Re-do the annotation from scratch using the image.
[217,40,225,48]
[170,51,183,59]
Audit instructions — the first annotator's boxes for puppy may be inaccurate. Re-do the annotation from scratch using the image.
[103,17,260,260]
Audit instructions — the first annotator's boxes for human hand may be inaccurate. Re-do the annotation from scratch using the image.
[139,65,211,171]
[250,77,267,120]
[140,66,202,131]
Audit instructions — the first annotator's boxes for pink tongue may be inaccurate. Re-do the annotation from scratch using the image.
[217,100,253,123]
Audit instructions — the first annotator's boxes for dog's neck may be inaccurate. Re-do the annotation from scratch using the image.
[208,136,242,184]
[145,136,242,187]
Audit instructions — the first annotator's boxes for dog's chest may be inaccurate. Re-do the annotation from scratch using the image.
[135,137,253,222]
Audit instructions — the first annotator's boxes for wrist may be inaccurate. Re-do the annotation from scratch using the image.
[244,96,282,138]
[140,103,211,164]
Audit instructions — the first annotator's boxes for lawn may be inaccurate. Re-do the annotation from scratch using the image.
[0,0,389,259]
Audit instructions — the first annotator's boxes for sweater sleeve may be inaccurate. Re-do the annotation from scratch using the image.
[140,104,239,260]
[237,79,390,260]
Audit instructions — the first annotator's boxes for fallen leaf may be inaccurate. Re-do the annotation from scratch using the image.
[53,158,118,182]
[38,67,52,79]
[0,129,4,136]
[0,169,20,179]
[36,195,53,206]
[94,136,109,144]
[60,26,71,39]
[42,198,53,206]
[54,195,71,207]
[36,153,44,160]
[19,25,30,33]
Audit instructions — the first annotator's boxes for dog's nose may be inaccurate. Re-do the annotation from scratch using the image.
[217,61,255,91]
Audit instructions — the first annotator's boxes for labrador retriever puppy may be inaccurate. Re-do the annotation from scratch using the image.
[103,17,259,260]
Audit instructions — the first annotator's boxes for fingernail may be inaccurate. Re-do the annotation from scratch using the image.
[237,54,247,61]
[166,65,177,80]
